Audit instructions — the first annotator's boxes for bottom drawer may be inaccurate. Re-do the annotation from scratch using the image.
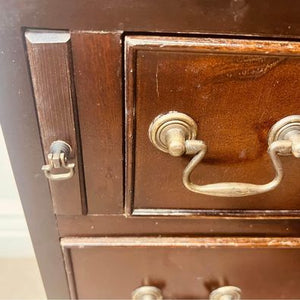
[61,237,300,299]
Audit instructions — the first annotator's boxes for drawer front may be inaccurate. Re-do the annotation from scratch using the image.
[125,36,300,216]
[62,237,300,299]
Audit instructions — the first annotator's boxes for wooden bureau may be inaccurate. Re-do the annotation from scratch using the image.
[1,1,300,299]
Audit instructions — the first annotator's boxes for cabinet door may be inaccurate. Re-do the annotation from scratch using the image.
[125,36,300,216]
[62,237,300,299]
[25,30,84,215]
[25,30,123,215]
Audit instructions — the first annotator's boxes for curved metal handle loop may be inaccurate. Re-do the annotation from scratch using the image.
[42,140,75,181]
[182,140,291,197]
[148,112,300,198]
[42,153,75,181]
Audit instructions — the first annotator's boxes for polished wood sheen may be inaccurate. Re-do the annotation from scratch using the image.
[25,30,85,215]
[2,1,300,298]
[125,36,300,215]
[62,237,300,299]
[71,32,123,214]
[57,215,300,237]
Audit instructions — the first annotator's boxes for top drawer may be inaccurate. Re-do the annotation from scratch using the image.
[125,36,300,216]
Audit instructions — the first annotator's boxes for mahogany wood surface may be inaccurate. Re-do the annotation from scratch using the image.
[71,32,123,214]
[2,1,300,37]
[57,215,300,237]
[25,30,85,215]
[1,1,300,298]
[62,237,300,299]
[126,36,300,214]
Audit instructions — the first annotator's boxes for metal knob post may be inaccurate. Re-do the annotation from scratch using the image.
[42,140,75,181]
[132,286,163,300]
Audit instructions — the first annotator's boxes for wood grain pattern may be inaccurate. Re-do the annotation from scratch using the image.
[61,236,300,299]
[2,1,300,298]
[71,32,123,214]
[25,30,86,215]
[56,215,300,237]
[3,0,300,38]
[125,36,300,215]
[125,36,300,55]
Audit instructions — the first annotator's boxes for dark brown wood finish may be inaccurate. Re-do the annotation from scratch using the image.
[57,215,300,237]
[61,237,300,299]
[25,30,85,215]
[126,36,300,215]
[2,1,300,37]
[71,31,123,214]
[2,1,300,298]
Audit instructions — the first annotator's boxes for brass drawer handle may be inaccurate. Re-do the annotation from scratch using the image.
[42,140,75,181]
[149,112,300,197]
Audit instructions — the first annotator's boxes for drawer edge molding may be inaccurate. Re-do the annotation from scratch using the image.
[61,236,300,249]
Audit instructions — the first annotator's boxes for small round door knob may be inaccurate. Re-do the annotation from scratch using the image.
[132,286,163,300]
[209,286,241,300]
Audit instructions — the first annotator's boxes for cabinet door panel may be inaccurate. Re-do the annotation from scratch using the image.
[25,30,85,215]
[25,30,123,215]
